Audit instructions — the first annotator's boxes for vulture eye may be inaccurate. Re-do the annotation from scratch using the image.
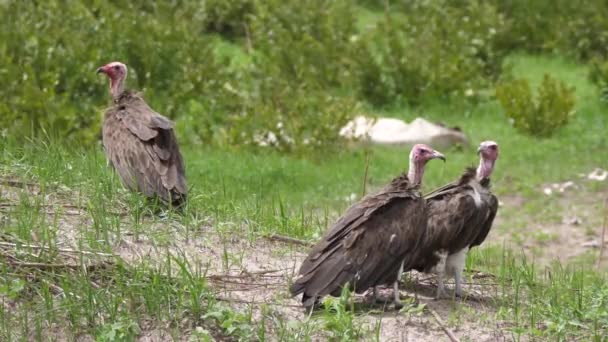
[113,65,120,71]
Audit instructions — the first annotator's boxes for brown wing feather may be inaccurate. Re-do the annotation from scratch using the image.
[413,168,497,272]
[102,91,187,205]
[470,192,498,248]
[291,175,427,307]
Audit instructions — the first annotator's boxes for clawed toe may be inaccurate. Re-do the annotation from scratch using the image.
[435,290,449,300]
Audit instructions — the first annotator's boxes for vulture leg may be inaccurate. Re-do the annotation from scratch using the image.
[365,286,382,305]
[435,252,449,299]
[447,247,469,298]
[392,261,404,310]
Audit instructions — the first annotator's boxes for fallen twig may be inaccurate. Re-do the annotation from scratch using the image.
[207,269,286,283]
[0,179,39,189]
[265,234,314,247]
[0,202,128,217]
[216,295,302,308]
[0,204,83,216]
[2,259,112,272]
[243,268,287,276]
[213,284,285,293]
[0,241,114,257]
[426,304,460,342]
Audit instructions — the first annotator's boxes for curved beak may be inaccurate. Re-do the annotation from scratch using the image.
[477,146,482,155]
[96,67,105,75]
[432,150,446,162]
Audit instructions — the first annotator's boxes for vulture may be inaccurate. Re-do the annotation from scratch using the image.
[96,62,187,206]
[412,140,499,298]
[291,144,445,309]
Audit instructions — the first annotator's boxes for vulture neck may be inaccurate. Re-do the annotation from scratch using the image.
[407,159,424,186]
[476,158,495,180]
[110,77,126,100]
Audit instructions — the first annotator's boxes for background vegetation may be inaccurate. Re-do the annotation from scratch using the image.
[3,0,608,149]
[1,0,607,340]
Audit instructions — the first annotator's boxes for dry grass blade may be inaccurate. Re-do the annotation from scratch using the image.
[0,241,114,257]
[207,269,285,281]
[0,202,129,217]
[0,178,40,189]
[2,260,111,271]
[598,197,608,268]
[426,304,460,342]
[216,295,301,308]
[265,234,314,247]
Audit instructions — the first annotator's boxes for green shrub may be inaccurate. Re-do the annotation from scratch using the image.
[248,0,359,89]
[491,0,608,61]
[201,0,255,38]
[225,64,358,154]
[356,0,509,106]
[17,0,608,151]
[495,75,576,137]
[0,0,357,154]
[214,0,360,153]
[588,58,608,102]
[0,0,235,144]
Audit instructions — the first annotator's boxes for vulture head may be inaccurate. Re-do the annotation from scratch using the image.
[476,140,499,179]
[408,144,445,185]
[96,61,128,99]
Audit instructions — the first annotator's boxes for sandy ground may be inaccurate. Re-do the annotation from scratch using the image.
[1,173,606,341]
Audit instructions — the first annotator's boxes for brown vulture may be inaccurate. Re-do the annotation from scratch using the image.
[96,62,187,206]
[412,140,499,298]
[291,144,445,309]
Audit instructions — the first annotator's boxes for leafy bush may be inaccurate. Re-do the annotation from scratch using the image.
[201,0,255,38]
[496,75,576,137]
[491,0,608,61]
[0,0,357,153]
[0,0,234,144]
[215,0,360,153]
[588,58,608,102]
[6,0,606,153]
[249,0,358,89]
[356,0,509,106]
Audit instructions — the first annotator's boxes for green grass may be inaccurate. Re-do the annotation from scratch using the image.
[1,53,607,340]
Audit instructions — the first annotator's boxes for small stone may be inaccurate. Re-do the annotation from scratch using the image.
[588,168,608,181]
[564,216,581,226]
[558,181,576,193]
[582,240,600,248]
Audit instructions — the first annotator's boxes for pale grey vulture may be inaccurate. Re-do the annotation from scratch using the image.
[291,144,445,309]
[96,62,187,206]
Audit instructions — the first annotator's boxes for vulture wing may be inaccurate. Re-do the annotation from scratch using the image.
[413,168,493,271]
[470,189,498,248]
[291,175,426,307]
[102,91,187,205]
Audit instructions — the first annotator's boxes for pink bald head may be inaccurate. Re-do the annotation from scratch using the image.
[408,144,445,185]
[476,140,498,180]
[96,61,128,99]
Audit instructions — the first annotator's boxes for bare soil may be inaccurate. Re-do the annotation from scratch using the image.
[1,174,607,341]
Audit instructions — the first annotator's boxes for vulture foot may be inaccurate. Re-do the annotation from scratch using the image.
[364,287,400,308]
[393,281,403,310]
[454,289,471,300]
[434,287,450,300]
[393,300,404,310]
[364,287,383,305]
